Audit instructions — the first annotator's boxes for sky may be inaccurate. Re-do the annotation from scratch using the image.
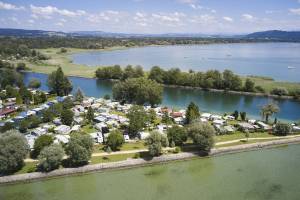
[0,0,300,34]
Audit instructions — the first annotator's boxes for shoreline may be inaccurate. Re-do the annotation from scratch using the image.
[1,137,300,185]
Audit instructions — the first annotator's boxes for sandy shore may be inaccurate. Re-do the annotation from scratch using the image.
[1,137,300,185]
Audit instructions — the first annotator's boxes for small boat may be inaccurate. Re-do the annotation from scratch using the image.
[288,66,296,69]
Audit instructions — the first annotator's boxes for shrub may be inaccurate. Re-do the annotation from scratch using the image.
[271,87,288,96]
[31,135,54,159]
[38,144,65,172]
[274,123,292,136]
[106,130,125,151]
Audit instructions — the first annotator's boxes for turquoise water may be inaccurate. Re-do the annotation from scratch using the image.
[1,144,300,200]
[23,72,300,121]
[71,43,300,82]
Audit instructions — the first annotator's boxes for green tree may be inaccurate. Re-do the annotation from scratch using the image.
[127,105,149,137]
[167,125,187,146]
[86,107,94,123]
[274,123,292,136]
[19,85,32,104]
[148,66,165,83]
[47,67,73,96]
[31,135,54,159]
[38,144,65,172]
[42,109,55,123]
[0,130,29,175]
[244,78,255,92]
[261,102,280,123]
[61,109,74,126]
[187,122,215,152]
[28,78,41,89]
[186,102,200,124]
[145,131,169,157]
[62,97,74,109]
[65,133,93,166]
[27,115,41,129]
[106,130,125,151]
[74,88,84,103]
[19,119,29,133]
[113,77,163,107]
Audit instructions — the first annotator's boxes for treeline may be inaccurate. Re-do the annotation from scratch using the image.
[0,37,254,53]
[96,65,258,92]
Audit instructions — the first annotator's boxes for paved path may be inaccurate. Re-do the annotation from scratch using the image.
[215,135,300,146]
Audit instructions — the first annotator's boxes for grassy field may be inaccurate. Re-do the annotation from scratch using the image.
[18,47,300,93]
[93,141,146,154]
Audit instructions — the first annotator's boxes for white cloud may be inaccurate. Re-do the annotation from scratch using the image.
[223,16,233,22]
[55,22,64,26]
[178,0,197,4]
[242,14,254,21]
[289,8,300,15]
[0,1,24,10]
[28,19,35,24]
[30,5,86,18]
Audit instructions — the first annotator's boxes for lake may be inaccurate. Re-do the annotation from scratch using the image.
[71,43,300,82]
[1,144,300,200]
[23,72,300,121]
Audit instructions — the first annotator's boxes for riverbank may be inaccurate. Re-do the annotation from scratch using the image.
[1,136,300,185]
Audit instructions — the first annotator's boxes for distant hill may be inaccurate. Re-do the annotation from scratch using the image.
[1,28,300,41]
[245,30,300,41]
[0,28,67,37]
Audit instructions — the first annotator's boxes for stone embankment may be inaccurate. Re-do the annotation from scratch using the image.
[1,137,300,185]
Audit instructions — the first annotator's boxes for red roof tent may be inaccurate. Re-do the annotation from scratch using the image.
[0,108,16,116]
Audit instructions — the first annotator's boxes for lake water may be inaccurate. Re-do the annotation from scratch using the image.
[1,144,300,200]
[71,43,300,82]
[23,72,300,121]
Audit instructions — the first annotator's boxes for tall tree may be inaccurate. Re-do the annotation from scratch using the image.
[187,122,215,153]
[65,133,93,166]
[145,131,169,157]
[86,107,94,123]
[106,130,125,151]
[186,102,200,124]
[127,105,149,137]
[47,67,73,96]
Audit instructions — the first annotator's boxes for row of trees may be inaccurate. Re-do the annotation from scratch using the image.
[0,37,254,54]
[96,65,265,93]
[0,130,94,174]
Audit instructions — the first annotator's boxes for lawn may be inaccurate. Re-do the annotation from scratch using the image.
[93,141,146,154]
[14,162,38,175]
[215,138,283,148]
[214,131,273,143]
[90,153,137,164]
